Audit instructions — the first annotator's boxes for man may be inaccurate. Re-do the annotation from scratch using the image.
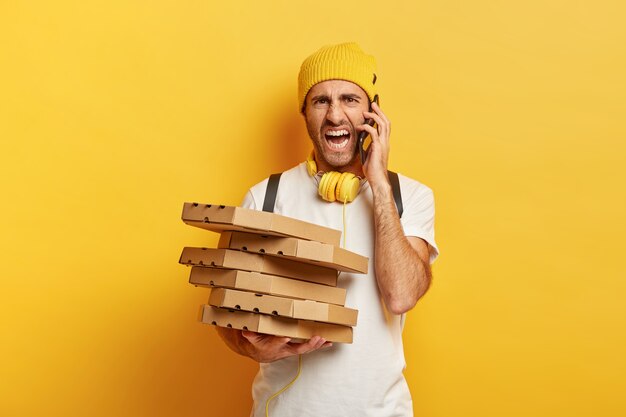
[216,42,439,417]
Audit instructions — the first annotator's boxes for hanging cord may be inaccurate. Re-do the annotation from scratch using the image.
[265,354,303,417]
[342,196,348,248]
[265,197,347,417]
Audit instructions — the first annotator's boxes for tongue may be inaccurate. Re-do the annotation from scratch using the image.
[326,134,348,143]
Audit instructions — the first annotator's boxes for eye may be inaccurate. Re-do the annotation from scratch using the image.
[313,98,329,107]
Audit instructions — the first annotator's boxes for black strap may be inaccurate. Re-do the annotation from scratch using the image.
[262,173,282,212]
[262,170,403,218]
[388,170,403,219]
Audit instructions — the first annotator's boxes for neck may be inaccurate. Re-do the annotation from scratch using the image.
[313,153,364,177]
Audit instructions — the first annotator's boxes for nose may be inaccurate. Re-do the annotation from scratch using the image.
[325,102,345,125]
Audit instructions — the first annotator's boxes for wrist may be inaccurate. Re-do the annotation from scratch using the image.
[370,180,392,201]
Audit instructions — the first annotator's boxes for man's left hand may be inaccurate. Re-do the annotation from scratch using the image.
[359,101,391,190]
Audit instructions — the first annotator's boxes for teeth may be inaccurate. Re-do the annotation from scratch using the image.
[326,129,349,137]
[328,137,349,149]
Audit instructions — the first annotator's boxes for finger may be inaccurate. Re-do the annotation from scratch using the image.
[289,336,326,355]
[275,337,293,346]
[242,330,291,346]
[371,101,390,125]
[363,111,386,130]
[369,103,391,139]
[363,111,390,142]
[310,336,327,350]
[241,330,260,343]
[357,125,385,154]
[303,336,326,353]
[265,335,292,347]
[289,336,321,353]
[356,124,378,140]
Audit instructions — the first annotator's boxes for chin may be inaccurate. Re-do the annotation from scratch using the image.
[321,150,357,170]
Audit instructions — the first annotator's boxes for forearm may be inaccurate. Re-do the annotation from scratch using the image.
[372,182,432,314]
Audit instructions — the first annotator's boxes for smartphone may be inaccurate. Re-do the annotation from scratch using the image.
[358,94,379,164]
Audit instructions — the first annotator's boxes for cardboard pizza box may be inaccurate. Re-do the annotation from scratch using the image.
[209,288,358,326]
[200,305,353,344]
[291,298,358,327]
[218,231,368,274]
[209,288,292,317]
[179,247,338,286]
[182,203,341,246]
[189,267,347,306]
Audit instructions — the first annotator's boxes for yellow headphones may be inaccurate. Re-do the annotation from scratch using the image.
[306,152,361,203]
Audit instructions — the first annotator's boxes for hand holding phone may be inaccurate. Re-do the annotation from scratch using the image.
[358,94,379,164]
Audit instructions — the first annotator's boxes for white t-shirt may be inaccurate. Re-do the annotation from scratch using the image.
[242,163,439,417]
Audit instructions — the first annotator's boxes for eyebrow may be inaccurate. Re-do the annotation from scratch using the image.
[310,94,330,102]
[310,93,363,102]
[341,93,362,101]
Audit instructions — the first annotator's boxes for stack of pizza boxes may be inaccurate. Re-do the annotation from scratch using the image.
[178,202,368,343]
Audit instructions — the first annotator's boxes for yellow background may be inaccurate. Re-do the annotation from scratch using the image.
[1,1,625,416]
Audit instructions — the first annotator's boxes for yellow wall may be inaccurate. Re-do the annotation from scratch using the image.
[1,1,625,416]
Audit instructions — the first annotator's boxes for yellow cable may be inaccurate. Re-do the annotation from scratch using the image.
[342,196,347,248]
[265,197,347,416]
[265,354,303,417]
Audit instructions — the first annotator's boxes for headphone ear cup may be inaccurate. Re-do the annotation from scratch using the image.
[306,153,318,177]
[318,172,331,200]
[317,170,360,203]
[335,173,348,201]
[336,173,359,202]
[325,172,341,202]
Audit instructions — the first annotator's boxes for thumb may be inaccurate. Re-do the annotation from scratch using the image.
[241,330,261,343]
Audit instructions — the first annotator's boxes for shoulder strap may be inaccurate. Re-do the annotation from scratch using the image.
[262,173,282,213]
[388,170,404,218]
[262,170,403,218]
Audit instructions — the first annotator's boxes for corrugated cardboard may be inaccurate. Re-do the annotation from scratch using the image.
[218,231,368,274]
[189,267,347,305]
[182,203,341,246]
[209,288,293,317]
[209,288,358,326]
[291,298,358,327]
[200,305,353,343]
[179,247,338,286]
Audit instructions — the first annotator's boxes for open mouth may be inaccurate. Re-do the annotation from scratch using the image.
[324,129,351,150]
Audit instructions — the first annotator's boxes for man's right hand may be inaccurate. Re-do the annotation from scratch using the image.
[242,330,332,363]
[216,327,332,363]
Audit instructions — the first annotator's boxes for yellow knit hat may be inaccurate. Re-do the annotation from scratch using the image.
[298,42,377,112]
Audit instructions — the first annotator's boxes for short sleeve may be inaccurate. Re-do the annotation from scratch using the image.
[241,190,258,210]
[399,178,439,264]
[240,176,269,211]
